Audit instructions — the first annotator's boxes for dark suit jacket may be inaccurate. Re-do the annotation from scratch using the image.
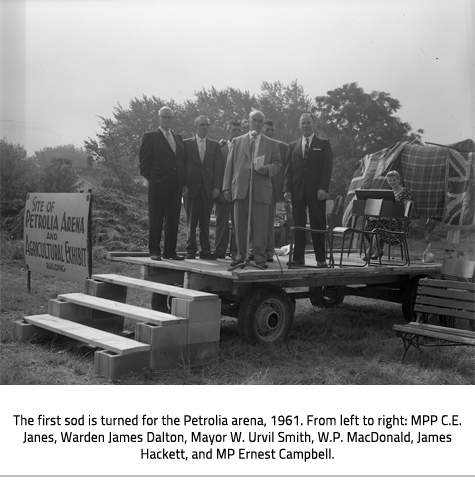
[183,136,224,199]
[272,140,289,202]
[139,129,186,188]
[216,142,230,203]
[284,136,333,201]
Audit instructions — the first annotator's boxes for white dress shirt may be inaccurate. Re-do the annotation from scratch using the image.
[197,136,206,162]
[301,133,315,156]
[249,132,262,160]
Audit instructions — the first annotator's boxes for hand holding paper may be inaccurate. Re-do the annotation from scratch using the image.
[254,155,265,172]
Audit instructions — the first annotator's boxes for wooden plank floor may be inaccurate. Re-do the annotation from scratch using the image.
[107,251,442,284]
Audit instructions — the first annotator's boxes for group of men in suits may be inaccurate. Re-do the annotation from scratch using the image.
[139,106,333,269]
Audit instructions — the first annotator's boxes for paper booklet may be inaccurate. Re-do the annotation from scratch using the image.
[254,155,265,170]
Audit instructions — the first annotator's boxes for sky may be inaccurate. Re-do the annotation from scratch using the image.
[1,0,474,157]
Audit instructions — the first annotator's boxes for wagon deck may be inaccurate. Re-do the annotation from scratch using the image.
[107,251,442,344]
[108,251,441,284]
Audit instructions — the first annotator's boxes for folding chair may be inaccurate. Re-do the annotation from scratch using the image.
[287,197,342,268]
[375,201,413,266]
[332,198,384,267]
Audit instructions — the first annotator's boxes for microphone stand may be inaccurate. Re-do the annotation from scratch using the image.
[229,132,265,271]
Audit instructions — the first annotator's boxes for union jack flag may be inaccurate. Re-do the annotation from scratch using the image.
[342,141,475,228]
[342,142,405,226]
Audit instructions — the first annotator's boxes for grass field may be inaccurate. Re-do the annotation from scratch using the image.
[1,234,474,385]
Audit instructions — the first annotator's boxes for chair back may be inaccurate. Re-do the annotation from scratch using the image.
[441,259,475,282]
[326,195,343,231]
[404,200,414,218]
[333,195,343,216]
[364,198,384,217]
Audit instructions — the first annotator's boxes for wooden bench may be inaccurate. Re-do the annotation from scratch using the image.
[393,278,475,359]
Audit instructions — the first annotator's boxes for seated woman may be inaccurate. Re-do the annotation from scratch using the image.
[364,170,412,260]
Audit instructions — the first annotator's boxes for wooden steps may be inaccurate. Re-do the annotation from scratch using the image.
[23,314,149,355]
[92,273,217,301]
[15,273,221,379]
[58,293,183,325]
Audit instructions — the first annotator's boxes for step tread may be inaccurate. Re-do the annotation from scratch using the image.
[23,314,149,355]
[57,293,183,325]
[92,274,217,300]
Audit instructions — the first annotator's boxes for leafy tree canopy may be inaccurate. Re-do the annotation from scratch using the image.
[40,158,81,193]
[0,138,39,203]
[85,81,423,198]
[34,144,87,168]
[312,82,423,196]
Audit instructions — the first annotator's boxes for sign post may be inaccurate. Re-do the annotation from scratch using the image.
[24,193,92,287]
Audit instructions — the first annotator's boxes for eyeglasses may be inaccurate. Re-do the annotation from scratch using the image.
[160,116,174,120]
[198,123,210,127]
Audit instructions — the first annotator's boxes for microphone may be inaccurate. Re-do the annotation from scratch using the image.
[251,130,257,138]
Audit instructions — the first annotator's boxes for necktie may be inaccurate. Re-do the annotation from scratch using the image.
[304,137,309,160]
[165,131,176,154]
[199,138,205,163]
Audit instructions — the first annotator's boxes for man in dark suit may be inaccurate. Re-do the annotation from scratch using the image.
[215,121,241,259]
[139,106,186,261]
[284,113,333,267]
[223,110,281,269]
[183,115,223,260]
[262,120,289,262]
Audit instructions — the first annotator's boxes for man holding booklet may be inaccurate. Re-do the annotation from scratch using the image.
[223,110,281,269]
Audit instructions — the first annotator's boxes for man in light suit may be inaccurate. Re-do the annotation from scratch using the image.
[139,106,186,261]
[183,115,223,260]
[262,120,289,262]
[284,113,333,267]
[223,110,281,269]
[215,121,241,259]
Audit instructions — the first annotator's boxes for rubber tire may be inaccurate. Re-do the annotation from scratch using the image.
[401,276,427,322]
[238,285,294,344]
[151,293,171,313]
[310,286,345,308]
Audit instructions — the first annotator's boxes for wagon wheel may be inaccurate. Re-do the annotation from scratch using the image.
[238,285,294,344]
[309,286,345,308]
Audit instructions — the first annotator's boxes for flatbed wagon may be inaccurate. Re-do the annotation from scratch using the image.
[106,252,442,344]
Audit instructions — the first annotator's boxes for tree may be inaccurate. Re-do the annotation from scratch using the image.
[33,144,88,168]
[258,80,314,143]
[85,95,178,193]
[40,158,81,193]
[312,82,424,197]
[191,86,259,140]
[0,138,39,202]
[85,82,424,199]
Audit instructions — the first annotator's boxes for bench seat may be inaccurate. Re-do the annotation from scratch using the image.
[393,277,475,359]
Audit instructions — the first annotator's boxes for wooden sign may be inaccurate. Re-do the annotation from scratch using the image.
[24,193,92,283]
